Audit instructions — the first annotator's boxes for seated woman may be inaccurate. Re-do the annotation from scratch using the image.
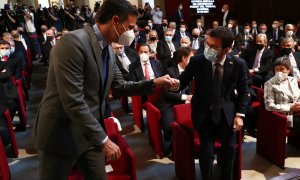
[264,57,300,131]
[155,46,194,155]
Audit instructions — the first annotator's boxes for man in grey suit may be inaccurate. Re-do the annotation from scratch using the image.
[33,0,176,179]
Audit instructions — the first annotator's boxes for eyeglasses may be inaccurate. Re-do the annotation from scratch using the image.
[204,41,223,52]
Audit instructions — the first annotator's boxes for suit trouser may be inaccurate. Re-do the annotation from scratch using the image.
[198,111,236,180]
[38,147,106,180]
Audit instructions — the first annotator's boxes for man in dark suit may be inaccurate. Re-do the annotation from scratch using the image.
[34,1,176,179]
[269,20,284,50]
[112,43,139,80]
[221,4,234,27]
[191,28,205,55]
[157,29,180,71]
[172,27,248,180]
[156,46,194,154]
[235,23,255,53]
[42,29,56,65]
[240,33,274,87]
[174,23,191,43]
[128,43,164,82]
[173,4,184,26]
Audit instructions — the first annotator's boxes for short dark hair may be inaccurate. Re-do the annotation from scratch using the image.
[0,40,11,47]
[138,43,151,52]
[207,26,235,49]
[96,0,139,24]
[274,57,291,69]
[176,46,193,63]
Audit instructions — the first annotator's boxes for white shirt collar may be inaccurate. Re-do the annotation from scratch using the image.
[178,64,184,74]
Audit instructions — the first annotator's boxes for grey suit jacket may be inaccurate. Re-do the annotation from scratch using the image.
[33,25,154,158]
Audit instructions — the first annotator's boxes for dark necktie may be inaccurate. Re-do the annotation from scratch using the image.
[102,46,109,83]
[211,63,222,124]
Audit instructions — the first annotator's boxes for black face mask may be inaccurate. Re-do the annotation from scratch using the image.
[162,23,168,27]
[256,44,264,50]
[46,36,53,42]
[281,48,292,55]
[192,35,199,39]
[41,29,47,33]
[150,37,157,41]
[145,29,150,34]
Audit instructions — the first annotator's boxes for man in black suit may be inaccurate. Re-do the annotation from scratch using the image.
[172,27,248,180]
[269,20,284,50]
[191,28,205,54]
[174,23,191,43]
[34,1,176,179]
[157,29,180,71]
[128,43,164,82]
[221,4,234,27]
[240,33,274,87]
[156,46,194,154]
[157,18,168,40]
[235,23,255,53]
[173,4,184,26]
[112,43,139,80]
[130,25,146,49]
[42,29,56,65]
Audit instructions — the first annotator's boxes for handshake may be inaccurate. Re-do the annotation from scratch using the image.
[152,75,180,91]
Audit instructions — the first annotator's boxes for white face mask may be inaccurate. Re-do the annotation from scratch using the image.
[204,47,218,62]
[179,6,183,10]
[227,24,233,29]
[244,29,250,34]
[261,29,267,34]
[197,22,201,27]
[221,8,225,13]
[140,53,149,62]
[115,23,135,46]
[180,28,186,33]
[165,36,172,42]
[286,30,294,37]
[252,24,257,28]
[272,24,277,29]
[275,72,288,81]
[148,23,153,27]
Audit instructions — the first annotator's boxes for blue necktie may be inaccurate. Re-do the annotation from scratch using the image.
[102,46,109,83]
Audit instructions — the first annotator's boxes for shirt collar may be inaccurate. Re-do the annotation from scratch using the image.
[178,64,184,74]
[212,55,226,66]
[93,24,109,49]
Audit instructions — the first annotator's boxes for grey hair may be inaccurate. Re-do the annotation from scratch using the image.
[285,24,294,30]
[180,37,191,45]
[281,37,294,46]
[169,22,176,29]
[256,33,268,43]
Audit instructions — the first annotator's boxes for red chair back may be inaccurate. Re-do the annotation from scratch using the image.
[144,102,163,158]
[131,96,143,131]
[104,118,118,137]
[173,104,193,128]
[4,109,19,157]
[0,136,10,180]
[16,79,27,129]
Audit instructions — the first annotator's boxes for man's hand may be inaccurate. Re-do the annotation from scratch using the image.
[233,116,243,131]
[186,95,193,101]
[153,75,179,89]
[102,138,121,162]
[291,103,300,113]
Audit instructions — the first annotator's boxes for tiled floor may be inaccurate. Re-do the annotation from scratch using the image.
[7,62,300,180]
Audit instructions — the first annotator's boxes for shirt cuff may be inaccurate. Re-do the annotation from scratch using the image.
[254,68,259,72]
[181,94,187,100]
[101,136,108,145]
[236,113,245,117]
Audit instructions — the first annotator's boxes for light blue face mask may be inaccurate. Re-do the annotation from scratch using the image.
[165,36,172,42]
[204,46,218,62]
[0,49,11,57]
[11,46,15,54]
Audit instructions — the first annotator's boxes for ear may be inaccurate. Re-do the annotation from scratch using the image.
[111,15,119,27]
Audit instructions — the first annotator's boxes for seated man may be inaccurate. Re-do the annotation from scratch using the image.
[112,43,139,80]
[191,28,205,55]
[240,33,274,87]
[157,28,179,71]
[156,46,194,155]
[264,57,300,131]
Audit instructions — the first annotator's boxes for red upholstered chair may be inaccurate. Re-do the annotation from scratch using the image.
[172,104,242,180]
[0,136,11,180]
[255,87,300,168]
[131,96,143,131]
[15,79,27,129]
[4,109,19,158]
[68,118,137,180]
[144,102,163,158]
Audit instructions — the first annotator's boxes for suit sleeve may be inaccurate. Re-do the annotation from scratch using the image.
[235,59,250,115]
[178,56,196,91]
[157,41,171,59]
[52,34,107,144]
[111,62,154,98]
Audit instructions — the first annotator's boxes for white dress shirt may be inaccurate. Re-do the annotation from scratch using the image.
[167,41,176,58]
[117,53,131,72]
[253,48,265,71]
[222,11,229,26]
[192,38,199,50]
[140,60,155,79]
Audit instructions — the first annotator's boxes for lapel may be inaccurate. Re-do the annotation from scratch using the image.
[174,66,180,78]
[150,60,158,78]
[293,52,300,69]
[103,46,115,97]
[222,55,234,94]
[84,25,105,87]
[136,61,145,80]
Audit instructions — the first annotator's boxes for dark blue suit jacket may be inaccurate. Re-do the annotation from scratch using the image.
[178,54,249,131]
